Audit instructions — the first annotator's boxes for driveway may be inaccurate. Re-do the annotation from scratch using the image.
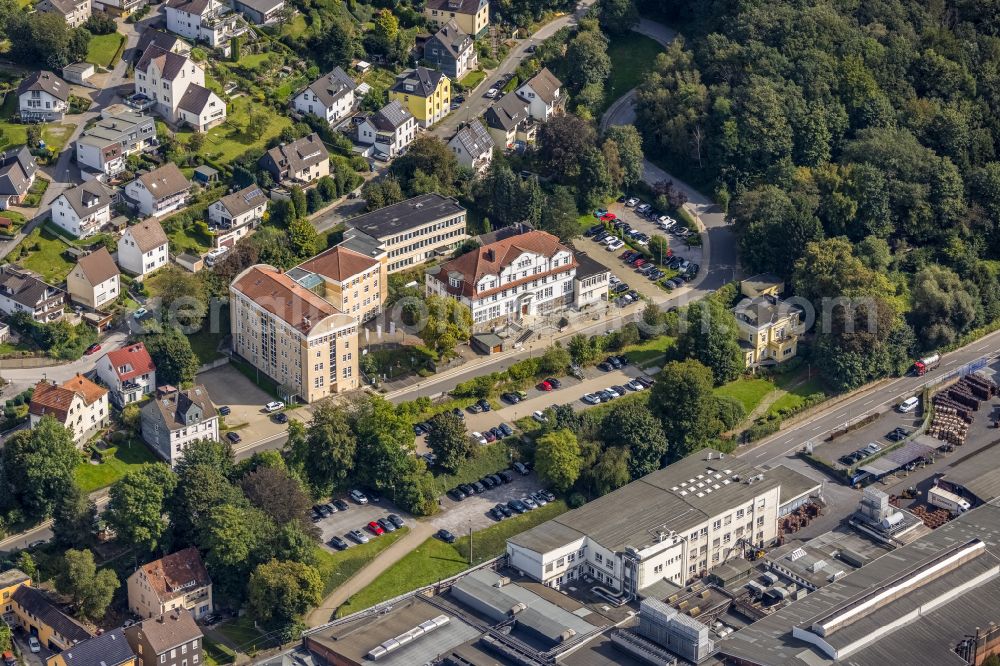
[197,364,306,446]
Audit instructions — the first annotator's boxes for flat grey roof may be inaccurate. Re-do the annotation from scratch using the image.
[510,451,819,555]
[941,440,1000,502]
[719,501,1000,666]
[306,596,480,666]
[346,193,465,239]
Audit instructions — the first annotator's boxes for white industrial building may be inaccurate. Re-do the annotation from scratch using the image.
[506,450,820,595]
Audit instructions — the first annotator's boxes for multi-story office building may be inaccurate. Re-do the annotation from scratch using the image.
[230,264,359,403]
[292,245,386,323]
[507,450,819,594]
[341,193,467,274]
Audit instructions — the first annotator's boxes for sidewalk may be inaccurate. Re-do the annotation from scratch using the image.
[305,521,437,627]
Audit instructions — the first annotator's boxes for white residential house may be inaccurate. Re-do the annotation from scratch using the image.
[207,184,267,248]
[17,71,69,122]
[36,0,90,28]
[75,109,158,177]
[66,247,120,311]
[447,119,493,173]
[134,45,226,130]
[292,67,356,126]
[356,100,416,160]
[425,229,580,326]
[29,375,109,447]
[0,265,64,322]
[124,163,191,217]
[96,342,157,407]
[259,133,330,185]
[118,219,170,278]
[515,68,563,122]
[165,0,247,51]
[49,181,115,239]
[140,386,218,467]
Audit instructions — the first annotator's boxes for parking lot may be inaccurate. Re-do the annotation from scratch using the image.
[577,201,704,306]
[412,364,649,454]
[813,401,926,469]
[430,471,549,532]
[198,365,303,446]
[313,494,413,550]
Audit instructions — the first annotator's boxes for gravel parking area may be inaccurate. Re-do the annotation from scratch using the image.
[314,495,413,548]
[430,471,547,532]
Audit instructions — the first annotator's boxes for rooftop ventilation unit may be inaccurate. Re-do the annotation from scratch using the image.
[366,614,450,661]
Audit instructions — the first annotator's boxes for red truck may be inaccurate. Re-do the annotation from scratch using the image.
[913,353,941,376]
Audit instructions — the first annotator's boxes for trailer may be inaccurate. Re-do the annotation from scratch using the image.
[928,485,971,514]
[913,353,941,376]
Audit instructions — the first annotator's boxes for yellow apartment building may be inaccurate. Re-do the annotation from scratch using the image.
[733,294,802,368]
[389,67,451,127]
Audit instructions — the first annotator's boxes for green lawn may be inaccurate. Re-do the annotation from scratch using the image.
[187,323,226,365]
[21,176,49,207]
[312,528,409,596]
[714,377,776,414]
[766,375,828,418]
[178,96,293,163]
[623,335,676,368]
[86,33,126,68]
[338,501,567,617]
[600,32,665,114]
[166,225,212,254]
[75,441,162,493]
[237,52,272,69]
[0,209,28,236]
[202,638,235,666]
[0,93,28,151]
[41,124,74,155]
[15,225,75,283]
[460,70,486,89]
[214,616,264,653]
[280,14,307,39]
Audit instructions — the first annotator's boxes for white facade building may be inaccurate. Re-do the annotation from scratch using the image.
[207,184,267,248]
[140,386,217,467]
[356,100,416,160]
[49,181,115,239]
[124,163,191,217]
[425,230,578,326]
[134,45,225,130]
[95,342,157,407]
[17,71,69,122]
[515,67,563,122]
[507,451,820,594]
[28,375,109,447]
[118,219,170,278]
[447,119,493,173]
[165,0,246,50]
[292,67,356,125]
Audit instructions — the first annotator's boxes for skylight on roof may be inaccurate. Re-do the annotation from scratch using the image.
[696,492,705,497]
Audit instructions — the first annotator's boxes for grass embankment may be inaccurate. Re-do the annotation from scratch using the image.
[337,501,567,617]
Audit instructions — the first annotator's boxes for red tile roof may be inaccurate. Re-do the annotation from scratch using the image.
[134,548,211,603]
[429,230,575,299]
[104,343,155,382]
[231,264,342,334]
[298,246,380,283]
[29,374,107,422]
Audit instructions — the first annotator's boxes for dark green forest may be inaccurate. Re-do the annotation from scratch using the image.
[634,0,1000,389]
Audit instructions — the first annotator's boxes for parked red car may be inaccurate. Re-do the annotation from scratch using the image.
[85,343,102,355]
[538,381,553,391]
[600,212,617,222]
[367,521,385,536]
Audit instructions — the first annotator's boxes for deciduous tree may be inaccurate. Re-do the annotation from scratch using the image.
[426,412,471,474]
[0,417,79,522]
[535,429,582,492]
[56,549,119,621]
[105,464,176,552]
[247,559,322,624]
[649,360,720,461]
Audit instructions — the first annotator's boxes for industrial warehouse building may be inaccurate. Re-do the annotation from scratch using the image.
[506,450,820,595]
[719,500,1000,666]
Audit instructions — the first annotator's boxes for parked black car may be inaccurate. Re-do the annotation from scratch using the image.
[328,536,349,550]
[513,461,529,475]
[448,487,467,501]
[437,529,456,543]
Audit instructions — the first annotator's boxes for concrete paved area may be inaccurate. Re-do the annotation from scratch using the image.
[197,365,303,444]
[430,472,546,533]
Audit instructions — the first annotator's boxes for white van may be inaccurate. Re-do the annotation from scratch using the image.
[897,396,919,413]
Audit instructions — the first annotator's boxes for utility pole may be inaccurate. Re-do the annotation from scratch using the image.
[468,520,473,565]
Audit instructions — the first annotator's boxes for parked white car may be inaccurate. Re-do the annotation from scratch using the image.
[264,401,285,412]
[485,87,499,98]
[606,239,624,251]
[471,431,488,445]
[532,410,548,423]
[625,197,639,207]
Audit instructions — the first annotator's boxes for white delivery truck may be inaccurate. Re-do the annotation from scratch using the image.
[928,485,971,514]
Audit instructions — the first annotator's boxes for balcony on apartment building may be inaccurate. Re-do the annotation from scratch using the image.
[154,192,189,212]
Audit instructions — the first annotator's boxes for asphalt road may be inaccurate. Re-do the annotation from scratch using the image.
[429,0,599,140]
[739,328,1000,468]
